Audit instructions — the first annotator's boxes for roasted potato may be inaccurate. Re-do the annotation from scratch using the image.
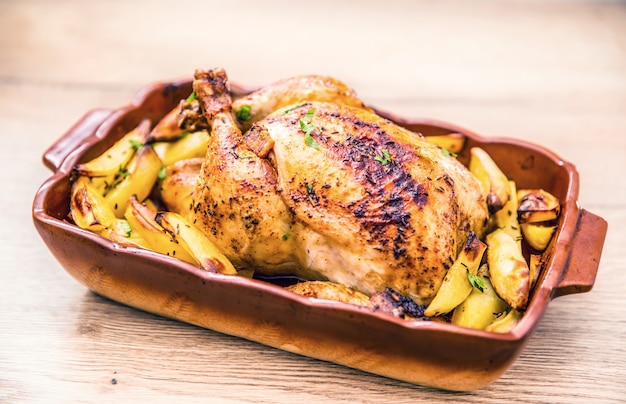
[70,176,117,231]
[521,222,558,251]
[469,147,510,214]
[517,189,560,224]
[451,265,509,330]
[486,228,530,310]
[426,133,465,154]
[156,211,238,275]
[105,145,163,218]
[485,308,522,333]
[424,232,487,317]
[494,180,522,247]
[286,281,370,306]
[152,130,209,166]
[124,195,198,266]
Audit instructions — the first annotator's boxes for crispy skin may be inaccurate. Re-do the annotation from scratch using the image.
[232,75,372,132]
[174,68,489,304]
[190,69,301,274]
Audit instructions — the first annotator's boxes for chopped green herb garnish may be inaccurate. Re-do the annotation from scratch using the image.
[186,91,197,102]
[467,273,486,293]
[304,133,321,150]
[282,102,307,115]
[117,167,130,179]
[119,220,132,238]
[374,149,392,165]
[302,108,315,124]
[441,148,458,158]
[299,108,321,150]
[158,166,167,180]
[281,233,289,241]
[236,104,252,121]
[130,139,143,151]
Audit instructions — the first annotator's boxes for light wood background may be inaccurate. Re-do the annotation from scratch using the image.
[2,0,625,402]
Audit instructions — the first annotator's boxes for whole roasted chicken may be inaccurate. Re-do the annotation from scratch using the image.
[161,68,489,304]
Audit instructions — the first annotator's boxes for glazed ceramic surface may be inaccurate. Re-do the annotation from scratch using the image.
[32,79,607,391]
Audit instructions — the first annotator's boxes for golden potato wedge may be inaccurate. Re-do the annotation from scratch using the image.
[517,189,560,224]
[426,133,466,154]
[469,147,510,213]
[486,228,530,310]
[485,308,522,333]
[451,265,509,330]
[155,211,238,275]
[105,145,163,217]
[124,196,197,265]
[494,180,522,247]
[70,176,117,231]
[424,232,487,317]
[74,119,150,179]
[521,222,557,251]
[99,219,151,249]
[286,281,370,306]
[153,130,210,166]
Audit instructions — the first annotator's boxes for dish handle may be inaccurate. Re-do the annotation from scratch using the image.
[554,209,608,298]
[42,108,113,172]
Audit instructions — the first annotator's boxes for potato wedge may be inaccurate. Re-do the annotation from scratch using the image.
[74,119,150,179]
[521,222,557,251]
[517,189,560,224]
[486,229,530,310]
[155,211,238,275]
[105,145,163,217]
[485,308,522,333]
[494,180,522,247]
[424,232,487,317]
[286,281,370,306]
[124,196,198,265]
[426,133,465,154]
[153,130,210,166]
[100,219,151,249]
[469,147,510,214]
[70,176,117,231]
[451,265,509,330]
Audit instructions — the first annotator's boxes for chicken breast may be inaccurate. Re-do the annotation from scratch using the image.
[167,68,489,304]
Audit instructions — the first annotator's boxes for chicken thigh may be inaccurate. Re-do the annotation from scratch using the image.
[166,68,489,304]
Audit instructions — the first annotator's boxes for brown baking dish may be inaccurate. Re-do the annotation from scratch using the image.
[32,78,607,391]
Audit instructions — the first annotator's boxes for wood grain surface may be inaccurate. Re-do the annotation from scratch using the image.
[1,0,625,402]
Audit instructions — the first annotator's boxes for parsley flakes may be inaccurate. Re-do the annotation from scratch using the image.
[236,104,252,121]
[130,139,143,151]
[467,273,486,293]
[374,149,392,165]
[299,108,321,151]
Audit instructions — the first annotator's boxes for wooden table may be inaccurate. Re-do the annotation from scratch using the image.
[2,0,625,402]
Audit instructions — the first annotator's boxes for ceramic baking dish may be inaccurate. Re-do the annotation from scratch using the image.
[32,78,607,391]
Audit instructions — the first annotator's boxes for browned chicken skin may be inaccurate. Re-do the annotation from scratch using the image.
[163,68,489,304]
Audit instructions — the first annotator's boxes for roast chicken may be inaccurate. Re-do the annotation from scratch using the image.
[160,68,489,304]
